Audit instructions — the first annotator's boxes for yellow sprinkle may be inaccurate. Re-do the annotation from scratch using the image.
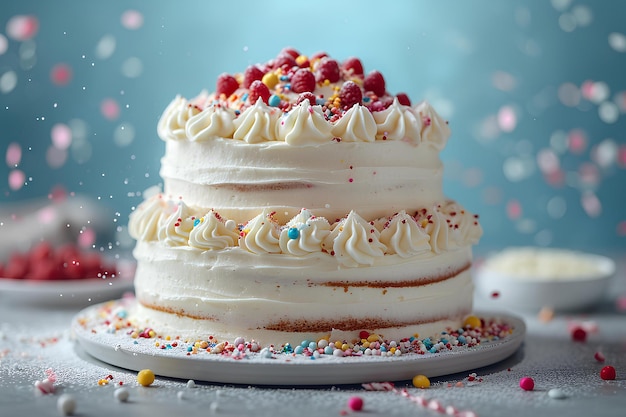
[199,341,209,349]
[323,79,331,86]
[154,342,160,347]
[130,331,138,339]
[341,343,349,351]
[362,341,370,348]
[390,347,396,354]
[367,334,380,343]
[295,55,308,66]
[463,315,482,329]
[165,336,171,341]
[97,379,109,386]
[412,374,430,389]
[137,369,155,387]
[148,330,156,338]
[262,72,279,89]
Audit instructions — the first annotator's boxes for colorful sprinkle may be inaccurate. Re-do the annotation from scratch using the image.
[56,394,76,416]
[600,366,616,380]
[519,377,535,391]
[412,374,430,389]
[288,227,299,239]
[137,369,155,386]
[571,327,587,342]
[114,387,130,402]
[548,388,567,399]
[347,396,364,411]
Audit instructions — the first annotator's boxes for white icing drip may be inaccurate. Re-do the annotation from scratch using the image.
[157,95,201,141]
[277,100,333,145]
[322,211,387,267]
[373,98,421,141]
[413,101,451,150]
[157,201,196,247]
[331,104,377,142]
[379,210,431,258]
[278,209,331,255]
[239,209,281,254]
[128,194,173,241]
[186,105,236,141]
[188,210,239,250]
[233,99,280,143]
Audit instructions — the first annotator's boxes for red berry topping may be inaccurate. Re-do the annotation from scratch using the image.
[280,47,300,59]
[364,70,386,97]
[600,365,616,380]
[369,96,394,112]
[248,80,271,104]
[310,51,328,61]
[315,58,341,83]
[216,73,239,97]
[295,92,317,106]
[273,54,297,70]
[396,92,411,106]
[243,65,265,89]
[290,68,316,93]
[339,81,363,109]
[342,57,364,76]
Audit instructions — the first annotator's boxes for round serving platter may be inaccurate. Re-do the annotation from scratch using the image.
[72,299,525,386]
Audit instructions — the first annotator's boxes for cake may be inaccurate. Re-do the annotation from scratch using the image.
[128,48,482,347]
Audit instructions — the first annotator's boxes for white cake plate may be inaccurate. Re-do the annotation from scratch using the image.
[72,300,525,386]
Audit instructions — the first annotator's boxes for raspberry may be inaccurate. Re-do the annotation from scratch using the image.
[249,80,271,104]
[364,70,386,97]
[396,92,411,106]
[342,57,364,76]
[369,96,393,112]
[273,54,297,70]
[290,68,316,93]
[280,47,300,59]
[311,51,328,61]
[339,81,363,109]
[295,92,317,106]
[215,73,239,97]
[315,58,341,83]
[243,65,265,89]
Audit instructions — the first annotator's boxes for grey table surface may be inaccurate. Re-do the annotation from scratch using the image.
[1,253,625,417]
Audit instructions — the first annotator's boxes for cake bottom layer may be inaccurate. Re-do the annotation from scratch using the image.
[132,242,475,346]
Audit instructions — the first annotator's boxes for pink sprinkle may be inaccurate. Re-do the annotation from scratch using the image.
[6,15,39,41]
[50,63,73,86]
[506,199,522,220]
[5,142,21,166]
[594,352,606,362]
[519,376,535,391]
[347,396,364,411]
[348,178,354,183]
[568,129,587,154]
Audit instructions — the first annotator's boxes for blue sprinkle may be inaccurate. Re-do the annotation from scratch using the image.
[288,227,300,239]
[166,344,172,349]
[116,310,128,319]
[441,338,448,345]
[362,96,371,103]
[294,345,304,354]
[193,219,200,227]
[187,346,193,352]
[409,336,416,342]
[134,341,138,345]
[458,335,466,345]
[310,355,316,360]
[380,346,387,352]
[280,75,289,81]
[241,93,249,102]
[315,98,325,105]
[429,346,438,353]
[324,346,333,355]
[300,340,309,348]
[235,110,241,116]
[308,342,317,351]
[269,94,281,107]
[283,343,293,353]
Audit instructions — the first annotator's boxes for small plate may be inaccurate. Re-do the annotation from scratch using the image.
[72,299,525,386]
[475,247,615,312]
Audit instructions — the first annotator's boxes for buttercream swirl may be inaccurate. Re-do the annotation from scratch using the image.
[157,201,197,247]
[188,209,239,250]
[379,210,431,258]
[157,95,201,141]
[233,99,280,143]
[414,205,451,254]
[436,201,483,247]
[372,98,421,142]
[128,194,172,241]
[413,101,451,150]
[330,104,377,142]
[322,211,387,267]
[278,209,331,255]
[277,100,332,145]
[239,209,281,254]
[186,104,236,141]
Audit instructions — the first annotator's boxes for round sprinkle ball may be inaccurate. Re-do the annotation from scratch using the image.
[114,387,130,402]
[347,396,364,411]
[519,377,535,391]
[57,394,76,416]
[571,327,587,342]
[137,369,155,386]
[463,315,481,329]
[412,374,431,389]
[548,388,566,399]
[600,365,616,381]
[187,379,196,388]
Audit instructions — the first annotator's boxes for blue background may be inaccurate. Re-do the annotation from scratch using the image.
[1,0,625,253]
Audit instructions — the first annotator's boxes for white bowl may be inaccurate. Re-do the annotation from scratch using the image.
[475,247,615,312]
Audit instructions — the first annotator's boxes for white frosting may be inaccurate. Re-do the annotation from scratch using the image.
[373,98,421,141]
[157,200,196,247]
[188,210,239,250]
[233,99,280,143]
[186,104,236,141]
[278,209,331,256]
[157,95,201,141]
[379,210,431,258]
[128,194,172,242]
[239,209,282,254]
[330,103,377,142]
[413,101,451,150]
[277,100,332,145]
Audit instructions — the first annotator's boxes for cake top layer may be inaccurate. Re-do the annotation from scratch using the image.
[157,48,451,146]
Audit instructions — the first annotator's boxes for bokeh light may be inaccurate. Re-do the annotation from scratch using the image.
[5,143,22,167]
[8,169,26,191]
[100,98,120,120]
[121,10,144,30]
[5,15,39,41]
[51,123,72,150]
[50,63,73,86]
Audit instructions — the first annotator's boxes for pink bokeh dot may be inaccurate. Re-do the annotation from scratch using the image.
[37,206,58,225]
[6,142,22,166]
[506,199,522,220]
[6,15,39,41]
[497,106,517,132]
[50,63,73,86]
[581,192,602,218]
[8,169,25,191]
[121,10,144,30]
[100,98,120,120]
[544,168,565,187]
[618,145,626,168]
[78,228,96,248]
[580,80,595,100]
[51,123,72,150]
[568,129,587,154]
[617,221,626,237]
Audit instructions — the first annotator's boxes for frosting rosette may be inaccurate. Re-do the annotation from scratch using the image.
[239,209,282,254]
[379,210,431,257]
[278,209,331,255]
[188,210,239,250]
